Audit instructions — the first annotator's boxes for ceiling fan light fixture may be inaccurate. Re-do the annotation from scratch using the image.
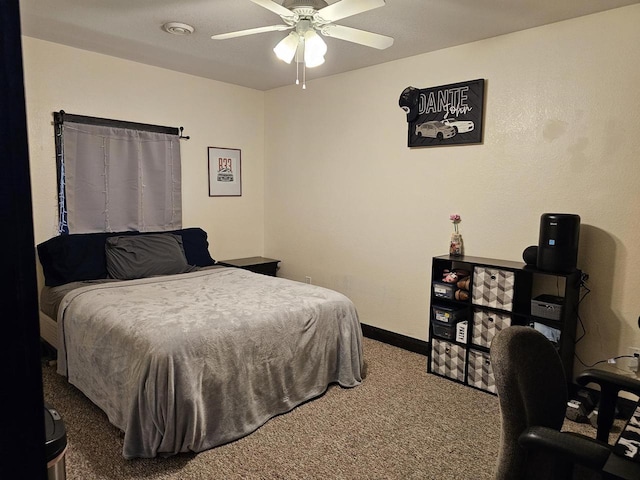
[273,32,300,64]
[214,0,394,89]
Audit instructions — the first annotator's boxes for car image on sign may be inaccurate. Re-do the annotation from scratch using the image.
[441,118,475,134]
[415,121,456,140]
[217,168,234,182]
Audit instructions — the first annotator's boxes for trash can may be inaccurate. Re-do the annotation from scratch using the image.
[44,403,67,480]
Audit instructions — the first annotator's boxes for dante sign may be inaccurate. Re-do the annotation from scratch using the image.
[401,79,485,148]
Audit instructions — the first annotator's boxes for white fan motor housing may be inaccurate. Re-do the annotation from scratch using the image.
[282,0,328,10]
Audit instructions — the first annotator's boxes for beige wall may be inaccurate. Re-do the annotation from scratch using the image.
[21,5,640,378]
[22,37,265,262]
[264,5,640,374]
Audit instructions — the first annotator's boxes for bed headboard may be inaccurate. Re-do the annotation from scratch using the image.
[37,227,215,287]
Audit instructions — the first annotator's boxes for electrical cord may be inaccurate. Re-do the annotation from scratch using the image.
[579,274,591,303]
[572,271,615,369]
[574,274,591,344]
[575,317,586,343]
[575,353,636,368]
[572,273,638,372]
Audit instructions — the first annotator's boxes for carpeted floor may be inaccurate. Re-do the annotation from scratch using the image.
[42,337,603,479]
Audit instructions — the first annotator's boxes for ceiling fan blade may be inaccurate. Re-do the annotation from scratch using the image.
[320,24,393,49]
[211,24,292,40]
[316,0,386,23]
[249,0,294,18]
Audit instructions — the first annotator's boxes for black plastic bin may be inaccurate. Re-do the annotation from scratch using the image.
[44,403,67,480]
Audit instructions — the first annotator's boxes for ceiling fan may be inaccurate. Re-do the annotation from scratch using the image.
[211,0,394,88]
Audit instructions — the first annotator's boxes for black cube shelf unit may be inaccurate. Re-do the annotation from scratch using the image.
[428,254,581,394]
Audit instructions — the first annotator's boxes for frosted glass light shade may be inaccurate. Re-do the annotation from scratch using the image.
[303,30,327,68]
[274,32,300,64]
[304,54,325,68]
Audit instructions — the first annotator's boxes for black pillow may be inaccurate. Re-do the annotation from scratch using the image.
[37,227,216,286]
[105,233,193,280]
[37,232,113,287]
[169,228,216,267]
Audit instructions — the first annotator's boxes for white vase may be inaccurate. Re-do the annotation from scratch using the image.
[450,233,463,256]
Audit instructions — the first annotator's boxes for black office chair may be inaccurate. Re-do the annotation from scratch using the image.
[490,325,640,480]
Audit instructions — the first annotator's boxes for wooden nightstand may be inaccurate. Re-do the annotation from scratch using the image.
[217,257,280,276]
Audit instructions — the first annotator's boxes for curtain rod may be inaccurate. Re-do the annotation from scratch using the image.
[53,110,189,139]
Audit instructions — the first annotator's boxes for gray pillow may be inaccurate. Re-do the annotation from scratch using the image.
[105,233,194,280]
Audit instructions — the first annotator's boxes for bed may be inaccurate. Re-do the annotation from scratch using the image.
[37,229,363,459]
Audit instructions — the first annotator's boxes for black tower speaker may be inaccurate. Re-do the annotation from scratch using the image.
[537,213,580,273]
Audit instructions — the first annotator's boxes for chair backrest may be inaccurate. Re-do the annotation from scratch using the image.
[490,326,568,480]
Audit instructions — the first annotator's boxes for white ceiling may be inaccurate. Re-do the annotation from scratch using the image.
[19,0,640,91]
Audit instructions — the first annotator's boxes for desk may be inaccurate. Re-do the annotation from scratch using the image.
[603,453,640,479]
[604,404,640,479]
[576,366,640,479]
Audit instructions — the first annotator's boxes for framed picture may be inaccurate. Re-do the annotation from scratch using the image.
[208,147,242,197]
[407,78,485,148]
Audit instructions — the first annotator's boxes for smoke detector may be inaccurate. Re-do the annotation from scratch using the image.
[162,22,195,35]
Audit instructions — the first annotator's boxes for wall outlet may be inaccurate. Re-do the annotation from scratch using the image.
[629,347,640,372]
[305,276,312,284]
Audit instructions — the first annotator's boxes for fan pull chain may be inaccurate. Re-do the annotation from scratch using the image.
[296,61,300,85]
[303,62,306,89]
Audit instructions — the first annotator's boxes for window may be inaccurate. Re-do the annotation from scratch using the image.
[54,112,182,234]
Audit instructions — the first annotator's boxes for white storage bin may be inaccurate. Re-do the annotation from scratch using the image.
[430,338,466,382]
[467,349,496,394]
[471,266,515,311]
[471,309,512,348]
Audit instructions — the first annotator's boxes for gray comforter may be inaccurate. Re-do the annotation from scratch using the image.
[57,267,363,458]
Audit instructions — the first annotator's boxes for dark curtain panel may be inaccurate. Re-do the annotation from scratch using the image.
[1,0,47,477]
